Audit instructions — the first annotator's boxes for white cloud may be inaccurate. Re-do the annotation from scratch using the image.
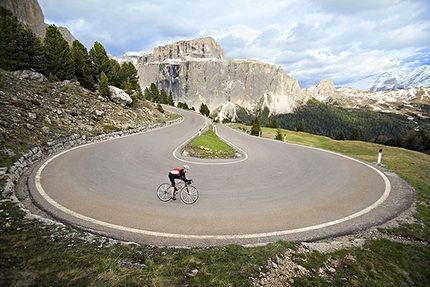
[37,0,430,88]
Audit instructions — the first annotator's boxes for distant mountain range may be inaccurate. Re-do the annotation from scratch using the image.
[343,65,430,91]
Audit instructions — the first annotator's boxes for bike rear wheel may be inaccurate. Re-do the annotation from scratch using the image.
[156,183,172,201]
[180,185,199,204]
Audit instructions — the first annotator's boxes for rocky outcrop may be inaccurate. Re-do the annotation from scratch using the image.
[153,37,225,62]
[306,79,430,119]
[55,25,76,46]
[0,0,75,45]
[109,85,132,106]
[135,37,308,118]
[306,79,343,104]
[12,70,47,82]
[0,0,45,38]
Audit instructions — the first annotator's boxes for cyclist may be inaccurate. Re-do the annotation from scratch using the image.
[168,164,191,200]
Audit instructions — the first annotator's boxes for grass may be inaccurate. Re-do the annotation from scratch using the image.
[184,127,237,158]
[1,122,430,286]
[232,123,430,242]
[293,239,430,286]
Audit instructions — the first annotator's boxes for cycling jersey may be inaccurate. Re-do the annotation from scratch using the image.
[169,168,188,185]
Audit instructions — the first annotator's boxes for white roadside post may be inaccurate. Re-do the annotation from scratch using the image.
[284,134,287,143]
[377,149,383,164]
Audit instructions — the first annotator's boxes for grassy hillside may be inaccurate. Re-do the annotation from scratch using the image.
[0,69,174,169]
[1,69,429,286]
[233,123,430,242]
[250,99,430,152]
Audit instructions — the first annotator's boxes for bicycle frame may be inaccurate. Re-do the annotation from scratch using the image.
[156,180,198,204]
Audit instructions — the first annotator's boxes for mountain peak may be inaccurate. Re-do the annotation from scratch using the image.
[152,36,226,62]
[344,65,430,91]
[306,79,338,102]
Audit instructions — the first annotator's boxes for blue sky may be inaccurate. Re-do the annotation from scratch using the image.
[38,0,430,88]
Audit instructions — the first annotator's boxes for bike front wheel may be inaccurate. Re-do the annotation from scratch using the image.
[156,183,172,202]
[180,185,199,204]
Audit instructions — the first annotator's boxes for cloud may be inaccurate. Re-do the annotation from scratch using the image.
[38,0,430,88]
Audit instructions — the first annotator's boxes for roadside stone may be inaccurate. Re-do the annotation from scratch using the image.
[188,269,198,277]
[0,167,7,178]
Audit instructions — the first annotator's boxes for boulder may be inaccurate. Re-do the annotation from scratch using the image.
[12,70,47,82]
[108,86,132,106]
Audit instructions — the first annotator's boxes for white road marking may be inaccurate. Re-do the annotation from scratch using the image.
[35,135,391,241]
[172,124,249,165]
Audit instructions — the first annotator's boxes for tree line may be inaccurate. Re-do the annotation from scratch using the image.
[235,98,430,153]
[143,82,212,117]
[4,6,427,152]
[267,99,430,153]
[0,7,141,102]
[0,5,212,118]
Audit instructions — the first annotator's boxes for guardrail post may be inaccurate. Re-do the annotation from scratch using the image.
[377,149,382,164]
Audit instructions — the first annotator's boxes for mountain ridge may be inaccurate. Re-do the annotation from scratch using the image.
[123,37,429,122]
[342,65,430,91]
[0,0,76,45]
[131,36,309,121]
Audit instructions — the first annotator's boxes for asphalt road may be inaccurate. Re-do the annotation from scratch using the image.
[27,107,415,247]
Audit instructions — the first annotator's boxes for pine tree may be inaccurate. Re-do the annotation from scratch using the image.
[335,130,345,140]
[167,91,174,106]
[199,103,210,117]
[296,121,305,132]
[144,87,151,101]
[43,24,74,80]
[89,41,111,82]
[250,117,261,136]
[119,62,139,91]
[109,59,121,87]
[123,77,133,95]
[199,103,205,116]
[0,7,43,72]
[350,128,360,140]
[268,119,279,128]
[149,83,160,102]
[275,128,283,140]
[160,89,168,104]
[99,72,110,97]
[157,102,164,113]
[177,102,190,110]
[71,40,94,91]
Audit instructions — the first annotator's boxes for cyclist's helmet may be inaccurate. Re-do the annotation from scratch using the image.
[183,164,190,170]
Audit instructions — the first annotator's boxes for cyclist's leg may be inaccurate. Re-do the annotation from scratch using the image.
[168,173,176,199]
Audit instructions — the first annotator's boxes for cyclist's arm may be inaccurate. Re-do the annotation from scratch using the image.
[179,170,189,182]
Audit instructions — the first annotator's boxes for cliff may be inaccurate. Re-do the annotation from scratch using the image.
[0,0,75,45]
[0,0,45,37]
[136,37,308,118]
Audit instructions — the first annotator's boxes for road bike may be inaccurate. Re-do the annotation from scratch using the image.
[156,180,199,204]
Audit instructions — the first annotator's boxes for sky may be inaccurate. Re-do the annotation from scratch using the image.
[37,0,430,88]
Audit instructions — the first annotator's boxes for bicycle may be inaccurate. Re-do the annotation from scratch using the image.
[156,180,199,204]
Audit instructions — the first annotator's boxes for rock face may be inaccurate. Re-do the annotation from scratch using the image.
[306,79,342,103]
[135,37,308,118]
[153,37,225,62]
[0,0,45,38]
[12,70,47,82]
[0,0,75,45]
[306,79,430,119]
[109,85,132,106]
